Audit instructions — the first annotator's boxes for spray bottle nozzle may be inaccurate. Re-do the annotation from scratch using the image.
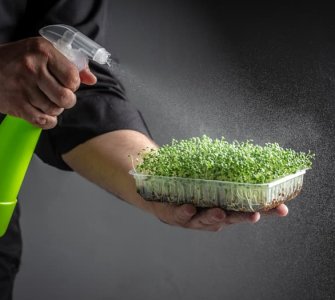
[39,24,112,69]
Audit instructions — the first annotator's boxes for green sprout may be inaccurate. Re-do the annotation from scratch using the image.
[135,135,314,184]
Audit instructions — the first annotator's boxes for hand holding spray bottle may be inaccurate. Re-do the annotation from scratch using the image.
[0,25,112,236]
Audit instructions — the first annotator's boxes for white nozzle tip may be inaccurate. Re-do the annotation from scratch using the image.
[93,48,111,65]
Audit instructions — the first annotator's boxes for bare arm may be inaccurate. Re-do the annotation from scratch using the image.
[63,129,156,212]
[62,130,288,231]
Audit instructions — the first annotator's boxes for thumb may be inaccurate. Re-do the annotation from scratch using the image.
[79,67,97,85]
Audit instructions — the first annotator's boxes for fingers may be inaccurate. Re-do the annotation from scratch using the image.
[190,208,226,226]
[184,208,227,231]
[173,204,197,225]
[24,39,97,127]
[37,64,76,109]
[22,80,66,129]
[225,211,261,224]
[275,204,289,216]
[47,44,97,88]
[47,49,81,92]
[186,209,260,231]
[154,203,196,226]
[23,83,66,129]
[20,102,58,129]
[79,67,97,85]
[152,201,290,232]
[151,201,295,232]
[27,84,64,116]
[152,202,261,232]
[0,37,98,129]
[261,204,289,217]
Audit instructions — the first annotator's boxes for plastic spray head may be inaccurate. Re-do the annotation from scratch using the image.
[39,24,113,70]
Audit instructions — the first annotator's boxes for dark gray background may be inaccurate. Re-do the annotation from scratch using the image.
[15,1,334,299]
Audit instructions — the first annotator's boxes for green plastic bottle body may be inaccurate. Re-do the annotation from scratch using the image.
[0,115,41,236]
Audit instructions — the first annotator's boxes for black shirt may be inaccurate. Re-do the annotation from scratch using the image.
[0,0,151,170]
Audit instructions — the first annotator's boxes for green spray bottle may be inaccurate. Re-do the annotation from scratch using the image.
[0,24,112,237]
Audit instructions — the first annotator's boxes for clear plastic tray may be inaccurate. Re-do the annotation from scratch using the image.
[130,170,306,212]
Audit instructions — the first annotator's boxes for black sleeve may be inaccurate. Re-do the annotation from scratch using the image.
[14,0,107,45]
[36,63,152,171]
[23,0,152,170]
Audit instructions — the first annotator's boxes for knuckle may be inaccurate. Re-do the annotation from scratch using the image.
[21,102,31,114]
[22,55,36,75]
[38,116,58,129]
[27,37,50,58]
[64,67,80,91]
[45,104,63,116]
[22,39,51,76]
[58,89,76,109]
[46,117,58,129]
[205,217,214,225]
[28,113,43,126]
[175,216,188,226]
[30,113,42,124]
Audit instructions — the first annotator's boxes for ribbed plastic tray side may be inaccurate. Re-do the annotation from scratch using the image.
[130,171,305,212]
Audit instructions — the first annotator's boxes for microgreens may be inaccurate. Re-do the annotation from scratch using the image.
[135,135,314,184]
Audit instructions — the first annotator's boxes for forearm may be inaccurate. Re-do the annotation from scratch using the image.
[62,129,158,213]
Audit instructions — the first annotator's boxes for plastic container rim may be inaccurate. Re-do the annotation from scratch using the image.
[129,169,307,187]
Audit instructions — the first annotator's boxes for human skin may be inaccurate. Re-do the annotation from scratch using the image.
[62,130,288,232]
[0,37,288,231]
[0,37,96,129]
